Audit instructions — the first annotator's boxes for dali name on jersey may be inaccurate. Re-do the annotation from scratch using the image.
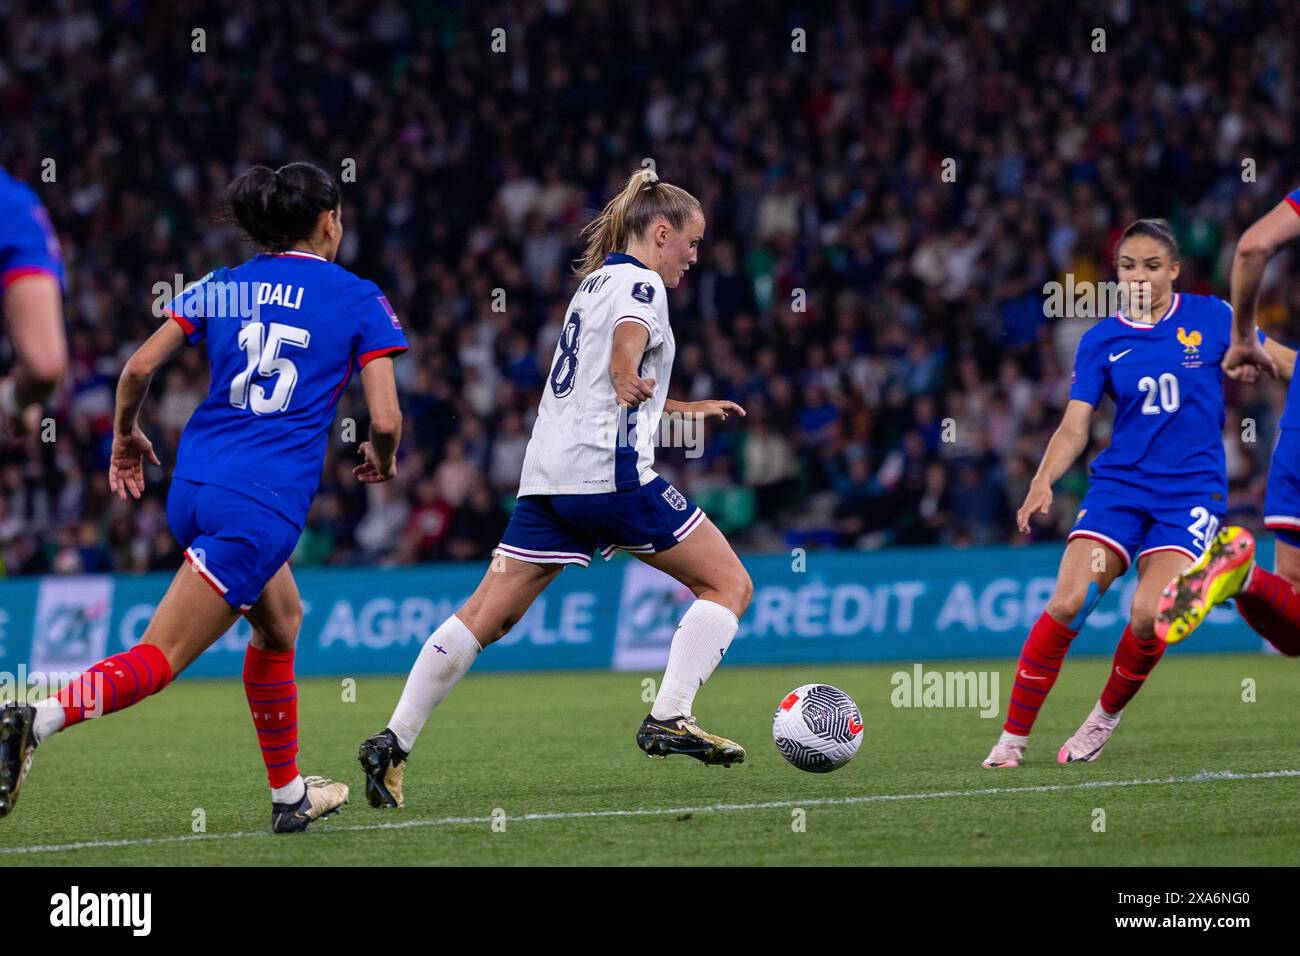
[518,252,674,496]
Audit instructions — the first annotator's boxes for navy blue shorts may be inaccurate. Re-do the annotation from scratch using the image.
[495,475,706,568]
[166,478,300,610]
[1068,483,1223,573]
[1265,429,1300,547]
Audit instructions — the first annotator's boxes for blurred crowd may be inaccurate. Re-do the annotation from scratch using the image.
[3,0,1300,576]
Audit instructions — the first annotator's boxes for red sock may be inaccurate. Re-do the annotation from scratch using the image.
[1004,611,1077,735]
[1099,623,1166,713]
[58,643,173,728]
[244,645,300,788]
[1236,567,1300,656]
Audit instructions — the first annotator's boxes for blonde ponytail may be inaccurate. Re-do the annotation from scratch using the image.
[573,168,702,276]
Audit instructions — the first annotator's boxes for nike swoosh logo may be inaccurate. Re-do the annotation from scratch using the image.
[1109,349,1133,362]
[1114,666,1145,681]
[1019,670,1047,680]
[651,722,689,736]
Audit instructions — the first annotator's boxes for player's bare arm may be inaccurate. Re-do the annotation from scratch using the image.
[1223,201,1300,380]
[664,398,746,420]
[109,319,187,500]
[1018,399,1093,534]
[1231,200,1300,340]
[354,354,402,483]
[610,320,655,407]
[1,272,66,433]
[1223,333,1295,385]
[1263,337,1298,383]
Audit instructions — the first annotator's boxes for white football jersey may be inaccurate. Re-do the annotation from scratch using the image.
[517,253,674,496]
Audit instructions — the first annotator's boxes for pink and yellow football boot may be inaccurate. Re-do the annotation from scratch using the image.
[1156,527,1255,645]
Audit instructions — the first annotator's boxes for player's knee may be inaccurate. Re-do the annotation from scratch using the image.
[1046,576,1107,628]
[702,568,751,619]
[460,607,508,646]
[1126,585,1164,639]
[1128,610,1157,641]
[730,568,754,616]
[262,604,304,652]
[1045,591,1086,624]
[287,601,304,636]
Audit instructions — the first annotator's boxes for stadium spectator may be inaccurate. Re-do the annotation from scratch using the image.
[2,0,1299,575]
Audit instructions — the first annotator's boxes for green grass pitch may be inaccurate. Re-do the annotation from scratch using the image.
[2,653,1298,866]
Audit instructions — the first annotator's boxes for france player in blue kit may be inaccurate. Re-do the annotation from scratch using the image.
[0,167,67,439]
[0,167,68,817]
[1066,288,1246,568]
[0,164,406,832]
[983,219,1295,771]
[1159,185,1300,658]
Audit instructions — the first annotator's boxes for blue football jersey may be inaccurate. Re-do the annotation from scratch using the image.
[1278,187,1300,431]
[0,168,64,293]
[167,251,408,527]
[1069,292,1247,498]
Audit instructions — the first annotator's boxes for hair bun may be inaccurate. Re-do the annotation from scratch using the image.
[222,162,341,252]
[637,167,659,186]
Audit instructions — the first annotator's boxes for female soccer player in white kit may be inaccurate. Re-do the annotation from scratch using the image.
[359,169,752,807]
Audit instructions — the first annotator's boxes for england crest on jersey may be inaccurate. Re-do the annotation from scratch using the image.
[661,484,687,511]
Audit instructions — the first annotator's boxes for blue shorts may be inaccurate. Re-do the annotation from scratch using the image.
[1068,483,1223,573]
[1265,429,1300,547]
[166,478,300,610]
[495,475,706,568]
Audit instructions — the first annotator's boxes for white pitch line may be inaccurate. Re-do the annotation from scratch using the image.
[3,768,1298,857]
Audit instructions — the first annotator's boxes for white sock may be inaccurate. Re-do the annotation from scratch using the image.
[272,775,305,804]
[1095,700,1121,722]
[32,698,65,745]
[651,600,739,720]
[998,729,1028,747]
[388,615,481,752]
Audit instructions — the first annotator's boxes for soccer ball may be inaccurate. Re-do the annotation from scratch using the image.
[772,683,863,773]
